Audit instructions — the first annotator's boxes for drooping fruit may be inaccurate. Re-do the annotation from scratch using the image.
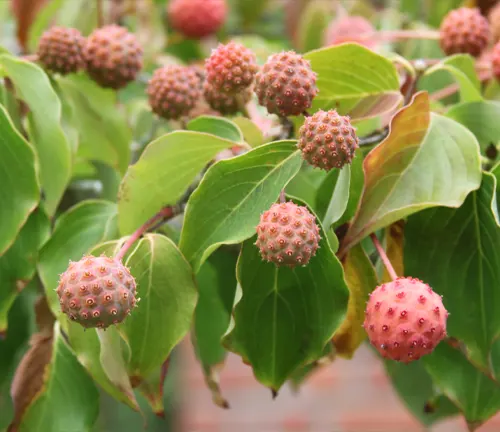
[205,41,258,94]
[363,277,448,363]
[255,201,321,268]
[439,7,490,57]
[83,25,143,89]
[255,51,318,117]
[167,0,227,39]
[298,110,359,171]
[325,15,376,49]
[203,81,252,115]
[489,3,500,43]
[148,65,201,120]
[57,255,138,329]
[37,26,85,75]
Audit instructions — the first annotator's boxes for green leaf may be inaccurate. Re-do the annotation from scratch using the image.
[342,91,482,252]
[425,55,482,102]
[0,55,72,215]
[223,198,349,391]
[193,249,238,407]
[57,74,132,174]
[231,116,265,147]
[66,320,139,411]
[423,343,500,428]
[405,173,500,370]
[285,163,327,209]
[0,104,39,255]
[446,101,500,153]
[320,165,351,228]
[304,43,401,119]
[19,323,99,432]
[179,141,303,273]
[118,131,237,235]
[0,208,50,332]
[297,0,332,52]
[384,358,459,427]
[93,234,198,380]
[333,243,377,358]
[37,200,118,316]
[187,116,243,143]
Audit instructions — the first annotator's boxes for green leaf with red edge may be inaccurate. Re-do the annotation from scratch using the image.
[423,343,500,430]
[0,208,50,333]
[223,197,348,391]
[0,54,72,216]
[404,173,500,371]
[118,131,238,235]
[0,104,40,256]
[333,243,377,358]
[342,91,481,253]
[304,43,402,120]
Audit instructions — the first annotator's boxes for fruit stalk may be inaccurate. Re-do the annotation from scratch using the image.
[115,206,176,261]
[370,232,398,281]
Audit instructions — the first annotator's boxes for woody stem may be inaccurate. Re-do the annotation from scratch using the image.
[370,233,398,281]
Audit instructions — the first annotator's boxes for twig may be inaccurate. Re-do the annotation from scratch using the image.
[278,116,294,140]
[430,70,492,101]
[359,29,441,42]
[96,0,104,27]
[115,207,177,261]
[370,233,398,281]
[359,128,389,147]
[279,190,286,203]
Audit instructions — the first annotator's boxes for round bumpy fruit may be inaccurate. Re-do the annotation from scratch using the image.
[148,65,201,120]
[325,16,376,49]
[298,110,359,171]
[203,81,252,115]
[83,25,143,89]
[205,42,258,94]
[37,26,85,75]
[440,7,490,57]
[255,201,321,268]
[255,51,318,117]
[363,277,448,363]
[168,0,227,39]
[57,255,138,329]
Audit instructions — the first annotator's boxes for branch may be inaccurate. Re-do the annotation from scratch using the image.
[358,127,389,147]
[370,233,398,281]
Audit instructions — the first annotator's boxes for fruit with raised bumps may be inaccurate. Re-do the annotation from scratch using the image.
[168,0,227,39]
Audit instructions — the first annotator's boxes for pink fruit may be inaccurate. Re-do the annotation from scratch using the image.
[325,15,376,49]
[57,255,138,329]
[298,109,359,171]
[255,201,321,268]
[168,0,227,39]
[363,277,448,363]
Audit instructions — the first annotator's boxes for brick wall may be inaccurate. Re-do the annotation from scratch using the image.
[177,341,500,432]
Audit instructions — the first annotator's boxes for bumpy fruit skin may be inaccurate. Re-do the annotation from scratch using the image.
[255,51,318,117]
[205,42,258,93]
[83,25,143,89]
[37,26,85,75]
[363,277,448,363]
[325,16,376,49]
[298,110,359,171]
[489,3,500,43]
[168,0,227,39]
[203,81,252,115]
[255,201,321,268]
[440,7,490,57]
[57,255,138,329]
[148,65,201,120]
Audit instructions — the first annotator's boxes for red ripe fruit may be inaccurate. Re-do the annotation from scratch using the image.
[325,16,376,49]
[440,7,490,57]
[255,201,321,268]
[203,81,252,115]
[255,51,318,117]
[83,25,143,89]
[57,255,138,329]
[298,110,359,171]
[37,26,85,75]
[363,277,448,363]
[205,42,258,94]
[168,0,227,39]
[148,65,201,120]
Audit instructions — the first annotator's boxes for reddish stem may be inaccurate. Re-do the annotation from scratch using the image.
[115,207,174,261]
[370,233,398,281]
[97,0,104,26]
[430,70,492,102]
[369,29,441,42]
[279,189,286,203]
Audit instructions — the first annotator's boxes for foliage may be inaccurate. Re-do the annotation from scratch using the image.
[2,1,500,431]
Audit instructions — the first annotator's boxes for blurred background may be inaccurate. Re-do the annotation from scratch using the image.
[1,0,499,431]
